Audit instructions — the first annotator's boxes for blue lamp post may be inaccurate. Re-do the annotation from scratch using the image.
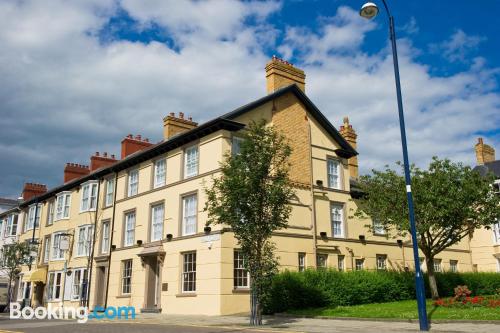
[359,1,429,331]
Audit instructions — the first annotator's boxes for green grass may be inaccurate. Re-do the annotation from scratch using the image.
[288,300,500,321]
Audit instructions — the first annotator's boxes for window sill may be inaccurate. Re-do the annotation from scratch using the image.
[50,259,66,262]
[79,209,97,214]
[232,288,250,294]
[176,293,197,297]
[116,294,131,299]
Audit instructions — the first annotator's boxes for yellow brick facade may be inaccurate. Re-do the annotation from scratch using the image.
[12,58,495,316]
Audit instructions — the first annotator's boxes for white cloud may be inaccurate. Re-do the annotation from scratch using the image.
[400,17,419,35]
[0,1,498,197]
[430,29,486,63]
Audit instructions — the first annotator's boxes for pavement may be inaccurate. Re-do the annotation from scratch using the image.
[0,312,499,333]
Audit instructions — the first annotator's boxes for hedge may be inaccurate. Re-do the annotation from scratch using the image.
[263,269,500,314]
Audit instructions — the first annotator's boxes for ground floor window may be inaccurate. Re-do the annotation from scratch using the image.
[433,259,442,273]
[17,281,31,301]
[316,254,328,269]
[298,253,306,272]
[233,251,249,288]
[47,271,62,301]
[72,268,88,300]
[449,260,458,273]
[121,260,132,294]
[182,252,196,292]
[337,255,345,271]
[355,258,364,271]
[376,254,387,271]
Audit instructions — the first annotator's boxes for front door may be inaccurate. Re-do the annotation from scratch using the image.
[93,266,107,308]
[144,257,160,310]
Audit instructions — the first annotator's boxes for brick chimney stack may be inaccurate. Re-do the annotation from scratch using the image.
[339,117,359,179]
[64,163,90,183]
[121,134,153,159]
[475,138,496,165]
[22,183,47,201]
[265,56,306,94]
[163,112,198,140]
[90,151,118,171]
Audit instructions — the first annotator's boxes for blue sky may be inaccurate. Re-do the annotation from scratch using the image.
[0,0,499,198]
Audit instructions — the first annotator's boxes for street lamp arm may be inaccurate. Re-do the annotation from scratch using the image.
[380,0,391,18]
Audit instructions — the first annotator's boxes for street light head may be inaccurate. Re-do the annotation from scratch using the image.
[360,2,379,19]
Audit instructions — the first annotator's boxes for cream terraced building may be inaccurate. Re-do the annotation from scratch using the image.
[14,58,479,315]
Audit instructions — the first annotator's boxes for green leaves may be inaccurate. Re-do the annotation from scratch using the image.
[357,157,499,258]
[204,120,294,323]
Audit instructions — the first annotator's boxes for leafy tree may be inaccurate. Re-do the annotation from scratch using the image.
[0,242,33,309]
[355,157,500,299]
[204,120,293,325]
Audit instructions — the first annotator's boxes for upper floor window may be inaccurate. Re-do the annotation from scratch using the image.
[55,192,71,220]
[7,214,19,236]
[331,203,344,238]
[124,211,136,247]
[47,200,54,225]
[76,225,93,256]
[151,204,164,242]
[182,194,197,236]
[184,146,198,178]
[105,178,115,207]
[154,159,166,188]
[43,236,51,263]
[121,260,132,294]
[101,220,110,254]
[127,169,139,197]
[232,137,244,155]
[51,232,66,260]
[373,220,386,235]
[26,204,42,231]
[80,182,98,212]
[327,158,341,189]
[493,222,500,244]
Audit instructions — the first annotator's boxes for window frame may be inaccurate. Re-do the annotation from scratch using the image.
[42,235,51,264]
[153,158,167,188]
[71,268,88,300]
[330,202,345,238]
[7,214,19,237]
[337,255,345,271]
[127,169,139,197]
[433,259,442,273]
[449,260,458,273]
[80,181,98,212]
[25,204,42,232]
[101,220,110,254]
[181,194,197,236]
[76,225,93,257]
[233,250,249,289]
[182,252,197,293]
[493,222,500,244]
[150,203,164,242]
[46,200,54,226]
[355,258,364,271]
[123,211,136,247]
[55,192,71,221]
[298,252,306,272]
[327,157,341,189]
[184,145,199,179]
[376,254,387,271]
[51,232,66,261]
[231,136,244,156]
[105,178,115,207]
[121,259,132,295]
[316,253,328,269]
[373,220,386,235]
[46,271,63,301]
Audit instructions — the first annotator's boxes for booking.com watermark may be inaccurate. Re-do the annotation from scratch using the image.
[10,302,136,323]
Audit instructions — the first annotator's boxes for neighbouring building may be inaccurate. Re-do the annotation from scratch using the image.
[470,138,500,272]
[0,198,18,214]
[11,58,480,315]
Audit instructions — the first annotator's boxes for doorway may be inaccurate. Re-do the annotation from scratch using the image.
[143,256,161,311]
[93,266,107,309]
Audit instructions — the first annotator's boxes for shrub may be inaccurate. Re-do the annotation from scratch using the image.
[263,269,500,314]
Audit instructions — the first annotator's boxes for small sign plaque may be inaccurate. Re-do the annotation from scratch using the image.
[202,234,220,243]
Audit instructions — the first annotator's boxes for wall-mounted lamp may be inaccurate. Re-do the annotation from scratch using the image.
[358,235,366,242]
[316,180,324,187]
[136,240,143,246]
[397,239,403,247]
[320,231,327,238]
[110,244,116,251]
[204,226,211,233]
[166,234,173,241]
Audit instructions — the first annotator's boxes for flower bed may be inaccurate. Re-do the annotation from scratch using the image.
[434,285,500,308]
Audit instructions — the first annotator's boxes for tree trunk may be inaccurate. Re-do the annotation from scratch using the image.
[425,256,439,299]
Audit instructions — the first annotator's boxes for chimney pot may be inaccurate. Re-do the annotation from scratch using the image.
[179,112,184,119]
[169,112,175,117]
[144,138,149,143]
[265,56,305,93]
[95,152,99,156]
[103,152,108,157]
[111,154,115,159]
